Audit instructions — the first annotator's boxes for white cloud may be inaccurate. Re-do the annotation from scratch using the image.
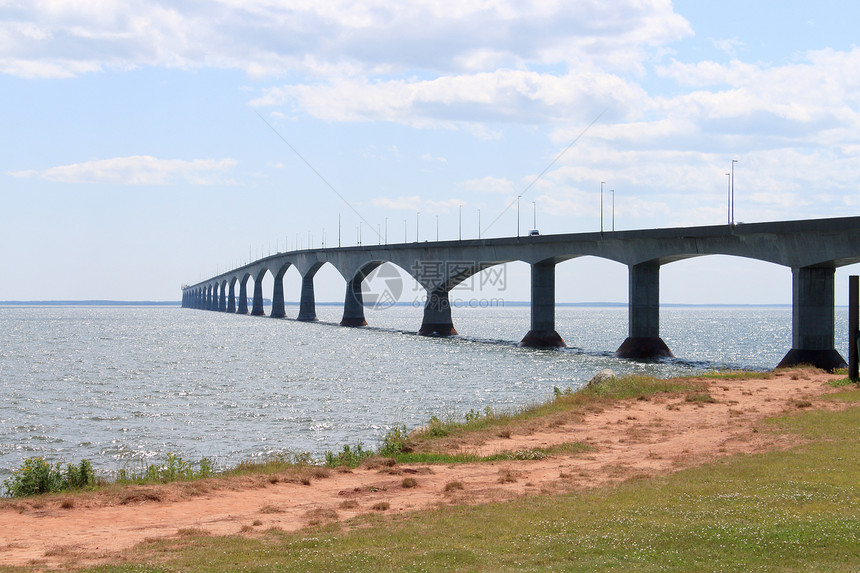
[4,0,859,230]
[0,0,690,78]
[8,156,238,185]
[255,68,646,130]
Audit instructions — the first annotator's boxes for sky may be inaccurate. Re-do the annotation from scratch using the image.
[2,0,860,305]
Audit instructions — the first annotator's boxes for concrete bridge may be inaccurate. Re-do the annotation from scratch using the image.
[182,216,860,371]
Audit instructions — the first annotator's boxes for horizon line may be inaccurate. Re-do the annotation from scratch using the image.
[0,300,802,308]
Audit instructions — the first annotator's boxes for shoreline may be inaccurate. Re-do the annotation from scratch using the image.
[0,367,854,569]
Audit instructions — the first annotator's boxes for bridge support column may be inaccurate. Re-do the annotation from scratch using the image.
[218,285,227,312]
[777,266,846,371]
[340,277,367,326]
[615,261,673,359]
[419,288,458,336]
[520,261,565,347]
[271,276,286,318]
[297,274,318,321]
[227,282,236,313]
[251,278,266,316]
[208,287,218,311]
[237,278,249,314]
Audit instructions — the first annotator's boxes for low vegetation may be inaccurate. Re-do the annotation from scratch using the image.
[5,370,860,571]
[2,457,96,497]
[0,373,740,498]
[2,453,215,498]
[86,381,860,572]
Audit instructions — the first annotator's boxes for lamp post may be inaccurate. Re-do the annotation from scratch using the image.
[726,173,731,225]
[459,204,462,241]
[384,217,388,244]
[436,215,439,241]
[600,181,606,233]
[517,196,520,237]
[731,159,738,225]
[478,209,481,239]
[532,200,536,230]
[416,211,420,242]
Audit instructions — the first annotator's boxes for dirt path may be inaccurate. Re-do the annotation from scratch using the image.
[0,369,850,569]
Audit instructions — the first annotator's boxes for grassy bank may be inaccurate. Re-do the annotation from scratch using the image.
[49,376,857,572]
[2,373,711,498]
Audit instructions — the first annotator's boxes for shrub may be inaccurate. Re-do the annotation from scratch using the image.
[324,443,373,468]
[3,457,97,497]
[64,459,97,489]
[425,415,449,438]
[115,455,217,485]
[377,425,409,458]
[444,480,464,492]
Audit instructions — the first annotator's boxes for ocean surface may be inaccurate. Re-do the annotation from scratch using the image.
[0,304,852,480]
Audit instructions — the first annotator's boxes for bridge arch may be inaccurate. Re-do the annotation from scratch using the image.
[182,216,860,370]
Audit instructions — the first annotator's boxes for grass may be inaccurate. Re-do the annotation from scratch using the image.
[6,370,859,571]
[399,374,708,457]
[81,384,860,572]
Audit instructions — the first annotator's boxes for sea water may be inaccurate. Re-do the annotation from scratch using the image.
[0,304,850,479]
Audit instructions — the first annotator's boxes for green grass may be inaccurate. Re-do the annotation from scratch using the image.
[698,369,774,380]
[76,387,860,572]
[404,374,707,450]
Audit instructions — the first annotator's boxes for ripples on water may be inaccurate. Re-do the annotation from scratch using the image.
[0,304,850,478]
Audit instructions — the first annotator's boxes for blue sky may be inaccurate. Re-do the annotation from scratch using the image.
[2,0,859,304]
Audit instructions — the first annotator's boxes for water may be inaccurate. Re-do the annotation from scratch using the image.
[0,304,851,479]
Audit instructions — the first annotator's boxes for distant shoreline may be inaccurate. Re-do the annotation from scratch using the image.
[0,300,180,306]
[0,300,800,308]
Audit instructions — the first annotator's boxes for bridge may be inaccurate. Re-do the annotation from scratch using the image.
[182,216,860,371]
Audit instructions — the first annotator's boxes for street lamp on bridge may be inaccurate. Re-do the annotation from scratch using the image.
[600,181,606,233]
[731,159,738,225]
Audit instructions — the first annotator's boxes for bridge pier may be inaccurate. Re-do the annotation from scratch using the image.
[340,276,367,326]
[615,261,673,359]
[271,274,286,318]
[419,288,458,336]
[297,274,319,321]
[218,284,227,312]
[227,281,236,313]
[520,261,565,347]
[777,266,847,371]
[251,276,266,316]
[237,277,249,314]
[208,286,218,311]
